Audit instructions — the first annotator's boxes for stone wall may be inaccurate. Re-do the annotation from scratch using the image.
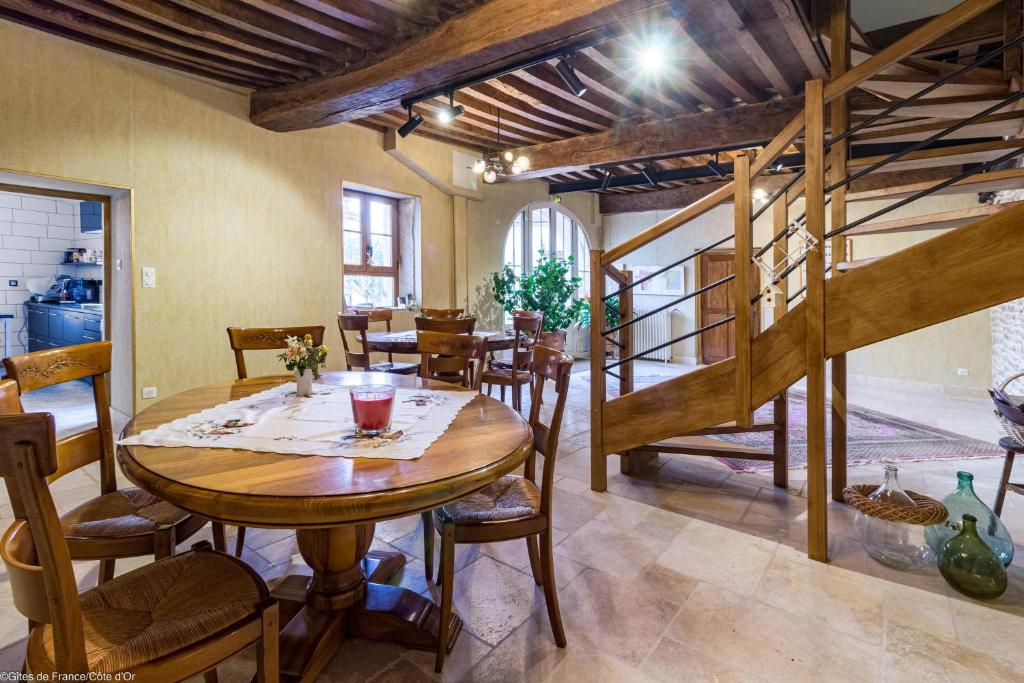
[992,189,1024,389]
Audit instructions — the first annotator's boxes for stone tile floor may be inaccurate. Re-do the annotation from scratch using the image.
[1,366,1023,681]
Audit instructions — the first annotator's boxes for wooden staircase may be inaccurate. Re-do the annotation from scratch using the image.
[587,0,1024,562]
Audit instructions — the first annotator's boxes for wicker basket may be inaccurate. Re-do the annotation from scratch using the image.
[842,484,947,525]
[993,371,1024,447]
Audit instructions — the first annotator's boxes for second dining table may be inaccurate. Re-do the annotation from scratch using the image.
[117,371,532,682]
[365,328,517,355]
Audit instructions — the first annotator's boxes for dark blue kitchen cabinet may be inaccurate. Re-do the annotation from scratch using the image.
[25,302,102,351]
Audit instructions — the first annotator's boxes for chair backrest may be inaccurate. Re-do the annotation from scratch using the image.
[337,314,371,370]
[0,409,89,672]
[414,316,476,334]
[509,313,544,371]
[417,331,485,389]
[420,308,463,320]
[991,388,1024,427]
[512,310,544,340]
[3,342,115,491]
[226,326,325,379]
[525,345,573,516]
[363,309,393,327]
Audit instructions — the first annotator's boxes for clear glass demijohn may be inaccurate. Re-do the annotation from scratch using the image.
[855,465,934,571]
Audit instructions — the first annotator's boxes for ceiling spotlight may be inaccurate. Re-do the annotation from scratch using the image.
[504,150,515,162]
[472,159,486,174]
[772,161,784,173]
[555,55,588,97]
[483,168,498,184]
[437,92,464,124]
[398,107,423,138]
[706,154,726,177]
[515,155,530,171]
[600,169,613,191]
[639,40,668,75]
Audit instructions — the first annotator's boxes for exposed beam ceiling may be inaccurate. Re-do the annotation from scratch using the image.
[598,164,967,213]
[505,96,803,179]
[249,0,680,131]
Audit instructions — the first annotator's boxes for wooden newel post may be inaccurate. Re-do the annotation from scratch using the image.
[733,152,753,429]
[804,79,829,562]
[590,249,607,492]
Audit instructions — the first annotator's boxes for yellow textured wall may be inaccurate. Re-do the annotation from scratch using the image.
[0,21,464,407]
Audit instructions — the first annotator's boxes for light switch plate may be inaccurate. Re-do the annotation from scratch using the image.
[142,267,156,288]
[142,386,158,399]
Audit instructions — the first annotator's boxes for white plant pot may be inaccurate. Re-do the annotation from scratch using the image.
[295,368,314,397]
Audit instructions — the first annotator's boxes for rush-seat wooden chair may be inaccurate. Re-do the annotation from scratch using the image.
[2,345,213,584]
[0,409,279,681]
[337,314,418,375]
[423,345,572,672]
[420,308,464,320]
[480,313,543,412]
[225,325,326,555]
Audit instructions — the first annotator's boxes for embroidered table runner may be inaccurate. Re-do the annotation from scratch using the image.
[118,382,478,460]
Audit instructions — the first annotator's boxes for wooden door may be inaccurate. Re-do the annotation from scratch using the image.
[697,250,759,365]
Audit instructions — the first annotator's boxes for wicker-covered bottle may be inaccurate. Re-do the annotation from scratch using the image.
[854,465,933,570]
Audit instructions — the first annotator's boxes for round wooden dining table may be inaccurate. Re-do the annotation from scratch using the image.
[118,371,532,682]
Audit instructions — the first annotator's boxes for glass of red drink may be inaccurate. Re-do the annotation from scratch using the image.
[350,384,396,436]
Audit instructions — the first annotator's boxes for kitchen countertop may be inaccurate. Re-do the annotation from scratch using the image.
[25,301,103,312]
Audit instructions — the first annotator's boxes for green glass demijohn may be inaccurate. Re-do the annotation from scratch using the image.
[937,514,1008,600]
[924,471,1014,567]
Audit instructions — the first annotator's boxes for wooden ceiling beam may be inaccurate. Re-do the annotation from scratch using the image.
[491,75,613,129]
[359,0,438,24]
[249,0,676,131]
[598,164,966,213]
[416,98,543,145]
[0,5,264,87]
[50,0,309,77]
[692,0,795,96]
[562,55,661,119]
[580,45,691,114]
[291,0,424,36]
[516,64,629,124]
[507,95,803,179]
[766,0,828,79]
[101,0,332,71]
[449,92,564,141]
[0,0,286,86]
[460,83,597,136]
[675,12,760,102]
[170,0,360,60]
[239,0,385,51]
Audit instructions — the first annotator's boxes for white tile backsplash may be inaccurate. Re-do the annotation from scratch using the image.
[0,193,99,357]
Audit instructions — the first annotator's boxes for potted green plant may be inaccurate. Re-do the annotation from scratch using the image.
[578,295,622,357]
[490,252,586,350]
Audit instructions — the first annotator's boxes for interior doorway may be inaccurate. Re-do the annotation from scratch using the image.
[0,172,134,428]
[696,250,759,365]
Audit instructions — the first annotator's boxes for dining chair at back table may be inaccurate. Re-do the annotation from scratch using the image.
[419,308,464,320]
[0,407,279,681]
[225,324,326,557]
[338,313,419,375]
[422,344,573,672]
[481,312,543,412]
[2,343,216,584]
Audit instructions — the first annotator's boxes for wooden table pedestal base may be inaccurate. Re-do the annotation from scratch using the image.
[274,524,462,682]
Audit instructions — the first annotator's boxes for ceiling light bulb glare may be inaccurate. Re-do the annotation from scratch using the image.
[640,41,668,74]
[483,169,497,184]
[504,151,514,162]
[752,188,769,204]
[472,159,486,174]
[515,156,530,171]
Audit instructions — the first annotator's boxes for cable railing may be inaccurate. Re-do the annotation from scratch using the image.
[596,22,1022,394]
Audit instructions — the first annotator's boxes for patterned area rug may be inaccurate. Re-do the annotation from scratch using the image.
[575,372,1004,471]
[715,392,1004,472]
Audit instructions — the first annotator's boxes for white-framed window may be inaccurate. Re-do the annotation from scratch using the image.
[503,203,591,292]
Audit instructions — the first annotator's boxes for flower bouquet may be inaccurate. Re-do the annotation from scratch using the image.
[278,334,328,396]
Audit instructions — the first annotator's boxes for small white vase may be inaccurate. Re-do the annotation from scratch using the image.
[294,368,314,397]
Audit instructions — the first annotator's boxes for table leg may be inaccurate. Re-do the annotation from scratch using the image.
[275,523,463,683]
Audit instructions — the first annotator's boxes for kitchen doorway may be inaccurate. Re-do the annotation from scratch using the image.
[0,173,134,431]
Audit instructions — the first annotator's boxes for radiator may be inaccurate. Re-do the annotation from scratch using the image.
[630,307,672,362]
